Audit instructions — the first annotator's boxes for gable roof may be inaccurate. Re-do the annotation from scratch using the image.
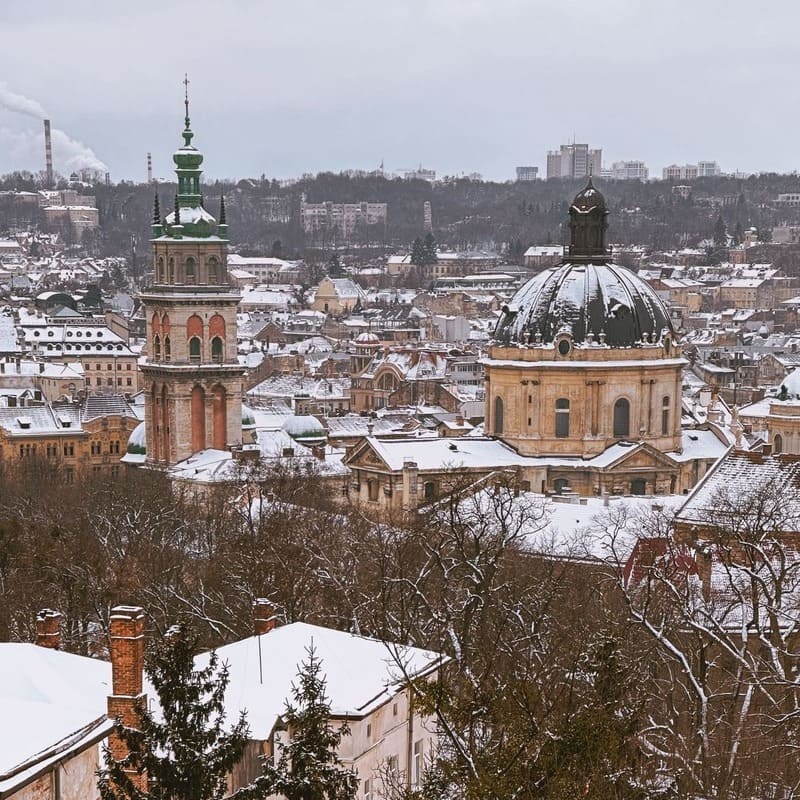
[189,622,445,738]
[675,449,800,529]
[0,644,112,793]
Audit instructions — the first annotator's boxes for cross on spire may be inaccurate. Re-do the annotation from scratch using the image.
[183,73,190,128]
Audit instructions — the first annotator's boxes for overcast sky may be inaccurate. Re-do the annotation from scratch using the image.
[0,0,796,182]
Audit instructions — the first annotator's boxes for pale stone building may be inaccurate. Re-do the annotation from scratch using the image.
[345,182,727,513]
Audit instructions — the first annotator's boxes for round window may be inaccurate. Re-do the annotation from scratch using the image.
[558,339,571,356]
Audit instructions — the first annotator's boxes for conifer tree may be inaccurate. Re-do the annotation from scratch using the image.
[98,622,261,800]
[713,214,727,248]
[327,253,345,278]
[409,236,426,266]
[422,232,438,265]
[263,643,358,800]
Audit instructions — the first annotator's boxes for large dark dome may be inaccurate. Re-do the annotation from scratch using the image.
[495,262,674,347]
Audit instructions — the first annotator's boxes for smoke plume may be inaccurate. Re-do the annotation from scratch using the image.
[0,82,48,119]
[0,82,108,173]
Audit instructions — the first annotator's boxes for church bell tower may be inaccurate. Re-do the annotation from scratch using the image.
[140,80,244,466]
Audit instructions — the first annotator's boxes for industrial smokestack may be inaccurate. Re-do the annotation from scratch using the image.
[43,119,54,188]
[147,152,153,184]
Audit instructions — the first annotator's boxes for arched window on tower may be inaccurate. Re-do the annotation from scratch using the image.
[212,384,227,450]
[207,256,219,285]
[774,434,783,454]
[494,396,504,435]
[164,335,171,362]
[157,257,164,283]
[661,395,670,436]
[555,398,570,438]
[185,256,196,283]
[167,258,175,283]
[211,336,223,363]
[153,334,161,361]
[191,385,206,453]
[186,314,203,360]
[613,398,630,438]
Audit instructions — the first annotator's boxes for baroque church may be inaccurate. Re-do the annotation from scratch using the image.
[135,90,245,468]
[345,180,728,513]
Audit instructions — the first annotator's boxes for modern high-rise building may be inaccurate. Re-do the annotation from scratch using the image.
[140,93,245,466]
[515,166,539,181]
[546,144,602,179]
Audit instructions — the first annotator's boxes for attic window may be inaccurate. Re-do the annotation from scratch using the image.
[57,415,71,428]
[16,416,31,429]
[47,331,53,337]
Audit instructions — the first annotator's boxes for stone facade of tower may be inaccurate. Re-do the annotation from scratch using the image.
[140,101,244,467]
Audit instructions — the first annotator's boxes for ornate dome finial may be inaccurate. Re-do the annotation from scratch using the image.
[568,177,609,259]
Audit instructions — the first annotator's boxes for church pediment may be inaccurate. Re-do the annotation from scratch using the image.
[343,439,391,472]
[597,443,678,472]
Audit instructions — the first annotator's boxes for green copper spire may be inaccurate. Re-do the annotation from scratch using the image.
[159,74,221,239]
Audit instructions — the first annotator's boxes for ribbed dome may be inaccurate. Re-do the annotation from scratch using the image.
[495,262,673,347]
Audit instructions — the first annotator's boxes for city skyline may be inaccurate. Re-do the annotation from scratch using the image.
[0,1,798,181]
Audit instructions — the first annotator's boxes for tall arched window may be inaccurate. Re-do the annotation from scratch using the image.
[211,336,223,363]
[661,395,670,436]
[186,314,203,339]
[151,312,161,336]
[167,258,175,283]
[212,384,227,450]
[185,256,196,283]
[189,337,201,363]
[153,334,161,360]
[157,257,164,283]
[555,398,570,438]
[494,396,504,435]
[207,256,219,284]
[613,398,630,438]
[191,385,206,453]
[209,314,226,339]
[774,434,783,454]
[164,335,171,362]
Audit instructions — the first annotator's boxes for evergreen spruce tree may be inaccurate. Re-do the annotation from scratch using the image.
[327,253,345,278]
[713,214,727,248]
[409,236,426,266]
[98,622,262,800]
[422,232,438,265]
[733,220,744,246]
[263,643,358,800]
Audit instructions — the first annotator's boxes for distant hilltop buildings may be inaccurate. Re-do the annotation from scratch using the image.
[663,161,722,180]
[300,197,388,237]
[546,143,602,179]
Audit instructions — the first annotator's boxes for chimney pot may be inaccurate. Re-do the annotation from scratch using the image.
[253,598,276,636]
[35,608,63,649]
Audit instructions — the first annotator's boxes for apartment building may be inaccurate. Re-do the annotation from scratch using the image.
[546,144,602,179]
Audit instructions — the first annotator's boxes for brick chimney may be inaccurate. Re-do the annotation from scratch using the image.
[107,606,147,793]
[253,598,276,636]
[36,609,62,649]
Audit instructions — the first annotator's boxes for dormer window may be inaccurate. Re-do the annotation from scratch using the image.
[16,416,31,429]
